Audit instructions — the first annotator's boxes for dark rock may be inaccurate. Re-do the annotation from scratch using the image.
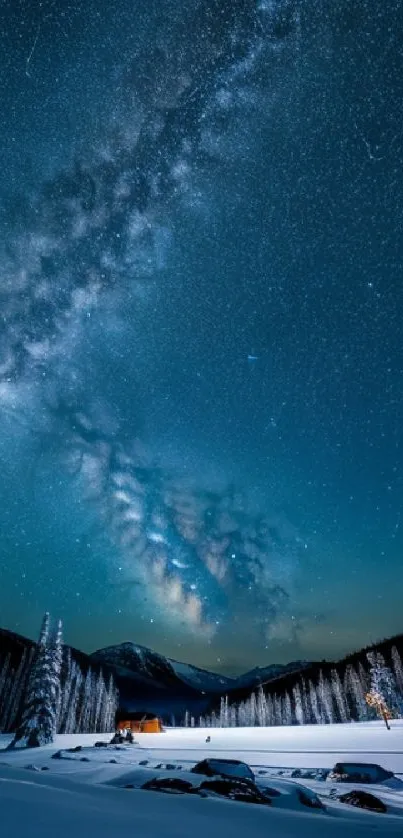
[110,734,125,745]
[198,777,271,806]
[94,741,108,748]
[52,751,62,759]
[291,769,302,778]
[109,759,118,764]
[80,757,90,762]
[165,763,176,770]
[142,777,194,795]
[41,766,49,771]
[339,790,387,814]
[125,784,135,789]
[139,760,149,766]
[68,746,82,753]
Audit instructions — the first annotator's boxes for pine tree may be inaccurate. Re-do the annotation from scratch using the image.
[301,680,312,724]
[283,692,293,726]
[330,669,349,722]
[58,646,73,733]
[219,695,229,727]
[0,654,12,731]
[78,669,93,732]
[229,704,237,727]
[237,700,247,727]
[7,613,63,749]
[104,674,118,731]
[293,684,304,725]
[65,664,83,734]
[256,685,267,726]
[366,650,401,721]
[317,671,334,724]
[52,619,63,728]
[2,648,33,733]
[344,664,369,721]
[273,694,282,726]
[265,694,274,726]
[309,681,321,724]
[248,692,257,726]
[391,647,403,695]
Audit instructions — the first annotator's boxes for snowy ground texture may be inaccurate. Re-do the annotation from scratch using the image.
[1,721,403,836]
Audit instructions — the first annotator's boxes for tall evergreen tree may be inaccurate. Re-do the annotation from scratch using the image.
[293,684,304,725]
[65,663,83,734]
[2,648,33,733]
[309,681,321,724]
[317,670,334,724]
[256,685,267,726]
[331,669,349,722]
[283,691,293,726]
[391,646,403,695]
[367,650,401,718]
[7,613,63,749]
[0,654,12,730]
[344,664,369,721]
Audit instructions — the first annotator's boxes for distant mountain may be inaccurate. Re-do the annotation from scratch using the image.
[90,642,235,716]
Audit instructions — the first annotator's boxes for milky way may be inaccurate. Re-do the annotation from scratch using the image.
[0,1,305,647]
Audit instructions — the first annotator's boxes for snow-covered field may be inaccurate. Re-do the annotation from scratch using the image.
[1,721,403,836]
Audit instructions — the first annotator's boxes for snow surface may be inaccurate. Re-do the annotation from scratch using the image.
[1,721,403,836]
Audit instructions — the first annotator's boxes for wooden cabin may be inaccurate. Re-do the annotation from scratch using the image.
[116,711,163,733]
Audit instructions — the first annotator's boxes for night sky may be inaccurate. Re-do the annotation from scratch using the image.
[0,0,402,675]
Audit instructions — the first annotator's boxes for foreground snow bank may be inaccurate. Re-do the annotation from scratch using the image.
[1,767,402,838]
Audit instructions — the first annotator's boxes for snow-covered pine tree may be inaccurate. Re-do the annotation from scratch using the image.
[237,700,247,727]
[219,695,229,727]
[1,647,34,733]
[58,646,73,733]
[273,693,282,726]
[94,671,108,733]
[283,691,293,726]
[256,685,267,726]
[52,619,63,728]
[309,681,321,724]
[367,650,401,719]
[229,703,237,727]
[104,673,118,731]
[391,646,403,696]
[78,669,93,732]
[88,669,99,732]
[293,683,304,725]
[0,654,12,731]
[317,671,334,724]
[301,680,312,724]
[64,662,83,734]
[330,669,349,722]
[248,692,258,726]
[343,664,369,722]
[265,693,274,726]
[7,612,63,748]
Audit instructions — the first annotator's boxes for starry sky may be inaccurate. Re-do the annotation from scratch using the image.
[0,0,402,675]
